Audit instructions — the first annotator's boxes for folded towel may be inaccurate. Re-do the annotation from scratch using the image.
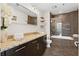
[14,33,24,40]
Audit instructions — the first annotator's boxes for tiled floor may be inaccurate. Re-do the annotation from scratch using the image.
[43,38,78,56]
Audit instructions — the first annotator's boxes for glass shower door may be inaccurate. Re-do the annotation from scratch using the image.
[56,23,62,36]
[51,18,62,36]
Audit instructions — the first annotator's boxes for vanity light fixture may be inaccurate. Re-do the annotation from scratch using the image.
[54,5,57,8]
[62,3,65,6]
[40,17,45,22]
[40,17,44,19]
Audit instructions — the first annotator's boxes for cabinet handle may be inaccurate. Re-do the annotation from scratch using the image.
[15,46,26,52]
[37,44,39,50]
[31,40,38,44]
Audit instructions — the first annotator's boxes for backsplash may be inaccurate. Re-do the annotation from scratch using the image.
[7,23,38,35]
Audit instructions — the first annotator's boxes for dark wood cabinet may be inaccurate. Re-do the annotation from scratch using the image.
[25,40,39,56]
[1,35,47,56]
[38,36,46,55]
[1,43,27,56]
[23,35,46,56]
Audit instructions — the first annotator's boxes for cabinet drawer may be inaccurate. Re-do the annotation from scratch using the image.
[25,40,39,56]
[5,46,18,56]
[2,43,26,56]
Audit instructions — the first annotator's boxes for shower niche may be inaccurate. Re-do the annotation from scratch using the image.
[62,23,71,36]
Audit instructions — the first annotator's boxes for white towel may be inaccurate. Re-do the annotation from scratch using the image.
[14,33,24,40]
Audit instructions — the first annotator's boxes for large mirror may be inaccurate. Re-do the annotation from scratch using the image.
[0,3,38,43]
[1,3,37,30]
[9,3,37,25]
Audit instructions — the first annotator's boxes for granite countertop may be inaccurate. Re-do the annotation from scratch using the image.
[0,32,46,53]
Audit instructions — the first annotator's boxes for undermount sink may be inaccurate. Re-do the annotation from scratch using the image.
[0,32,43,43]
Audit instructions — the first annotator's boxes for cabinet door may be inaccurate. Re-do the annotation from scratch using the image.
[38,36,47,55]
[25,40,39,56]
[2,44,26,56]
[4,46,18,56]
[14,46,26,56]
[1,51,6,56]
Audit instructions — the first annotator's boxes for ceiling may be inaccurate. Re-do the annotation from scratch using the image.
[31,3,78,15]
[9,3,37,17]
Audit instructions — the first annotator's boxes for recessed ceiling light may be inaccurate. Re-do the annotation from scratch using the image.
[16,3,20,6]
[62,3,64,6]
[55,5,57,8]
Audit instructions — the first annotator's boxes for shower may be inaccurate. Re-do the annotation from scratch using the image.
[50,11,78,40]
[50,15,62,36]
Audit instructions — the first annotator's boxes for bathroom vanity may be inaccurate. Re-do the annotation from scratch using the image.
[0,32,47,56]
